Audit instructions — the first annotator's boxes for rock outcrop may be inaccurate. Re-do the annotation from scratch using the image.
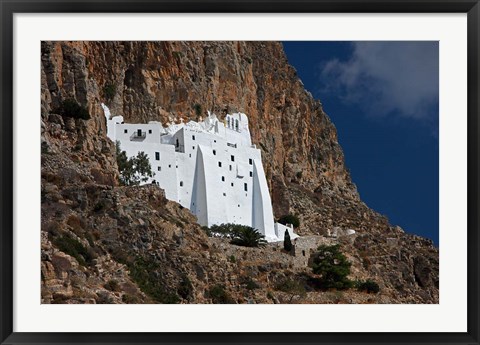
[41,41,438,304]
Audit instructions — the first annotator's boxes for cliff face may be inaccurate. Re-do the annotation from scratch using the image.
[41,41,439,304]
[42,42,356,224]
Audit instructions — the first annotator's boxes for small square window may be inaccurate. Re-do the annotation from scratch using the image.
[231,155,235,162]
[176,165,178,168]
[192,135,196,140]
[168,164,171,168]
[180,181,183,187]
[213,150,216,155]
[155,152,160,160]
[189,154,192,158]
[124,129,128,134]
[231,182,234,187]
[229,165,232,171]
[218,162,222,167]
[192,146,195,150]
[158,166,161,171]
[223,193,226,197]
[149,129,152,134]
[244,183,248,192]
[249,171,253,177]
[221,176,225,182]
[214,140,217,143]
[249,158,253,165]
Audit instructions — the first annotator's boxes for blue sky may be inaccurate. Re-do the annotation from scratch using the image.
[282,42,439,246]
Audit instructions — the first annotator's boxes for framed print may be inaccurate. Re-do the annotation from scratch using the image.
[1,1,479,344]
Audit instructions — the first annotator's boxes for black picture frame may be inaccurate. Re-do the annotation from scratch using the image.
[1,1,479,344]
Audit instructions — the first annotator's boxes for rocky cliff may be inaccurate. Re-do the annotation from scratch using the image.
[41,41,439,304]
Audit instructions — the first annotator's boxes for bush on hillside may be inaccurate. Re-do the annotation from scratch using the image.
[278,214,300,228]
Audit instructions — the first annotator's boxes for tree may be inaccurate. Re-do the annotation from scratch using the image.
[116,141,153,186]
[283,230,292,252]
[204,223,267,248]
[278,214,300,228]
[230,226,267,248]
[312,244,352,290]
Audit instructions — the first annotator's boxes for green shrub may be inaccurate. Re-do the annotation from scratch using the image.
[172,51,184,59]
[59,99,90,120]
[278,214,300,228]
[104,279,121,292]
[122,294,141,304]
[312,244,352,290]
[208,285,235,304]
[242,276,260,290]
[127,256,180,304]
[177,275,193,300]
[193,103,202,116]
[356,279,380,294]
[103,83,116,101]
[228,255,236,263]
[52,234,94,267]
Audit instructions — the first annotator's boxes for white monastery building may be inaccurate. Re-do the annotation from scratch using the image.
[103,104,297,242]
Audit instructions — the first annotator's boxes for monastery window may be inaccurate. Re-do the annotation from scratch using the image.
[137,129,142,137]
[218,162,222,167]
[149,129,152,134]
[229,165,232,171]
[302,250,306,257]
[231,182,234,187]
[168,164,171,168]
[192,135,196,140]
[249,158,253,165]
[235,120,239,130]
[227,117,231,128]
[176,165,178,168]
[180,181,183,187]
[223,193,226,197]
[244,183,248,192]
[213,150,216,155]
[155,152,160,160]
[249,171,253,177]
[221,176,225,182]
[189,154,192,158]
[176,139,179,148]
[124,129,128,134]
[157,166,161,171]
[231,155,235,162]
[238,204,240,207]
[214,140,217,143]
[192,146,195,150]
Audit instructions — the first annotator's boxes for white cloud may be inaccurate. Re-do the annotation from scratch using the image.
[320,42,439,121]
